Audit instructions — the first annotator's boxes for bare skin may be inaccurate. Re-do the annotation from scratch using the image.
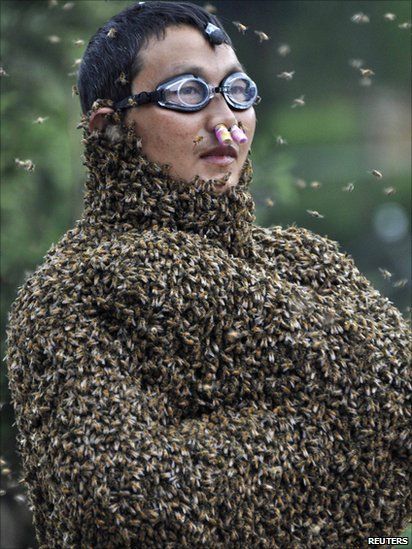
[89,25,256,193]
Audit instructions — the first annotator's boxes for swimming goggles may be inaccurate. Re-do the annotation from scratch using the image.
[114,71,261,112]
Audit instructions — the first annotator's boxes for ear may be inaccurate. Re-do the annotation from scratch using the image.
[88,107,115,133]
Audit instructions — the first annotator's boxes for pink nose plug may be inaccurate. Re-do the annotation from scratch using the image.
[214,123,248,145]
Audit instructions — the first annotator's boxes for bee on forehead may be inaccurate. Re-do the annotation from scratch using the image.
[107,27,118,39]
[351,12,370,24]
[254,31,270,43]
[277,71,295,81]
[277,44,291,57]
[232,21,248,34]
[291,95,305,108]
[306,209,324,218]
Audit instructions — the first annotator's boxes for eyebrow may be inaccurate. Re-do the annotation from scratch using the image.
[164,62,247,81]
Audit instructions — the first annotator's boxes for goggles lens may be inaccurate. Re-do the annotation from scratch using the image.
[160,72,258,111]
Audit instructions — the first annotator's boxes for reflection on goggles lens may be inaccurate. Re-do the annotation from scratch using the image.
[164,76,255,106]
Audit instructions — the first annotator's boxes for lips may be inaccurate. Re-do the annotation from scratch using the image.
[200,145,238,159]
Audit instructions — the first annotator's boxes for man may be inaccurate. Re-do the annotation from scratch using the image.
[6,2,411,548]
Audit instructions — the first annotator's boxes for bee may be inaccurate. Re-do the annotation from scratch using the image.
[47,35,61,44]
[383,187,396,196]
[351,12,370,24]
[276,135,287,145]
[116,72,128,86]
[277,44,291,57]
[73,58,82,67]
[71,84,79,96]
[254,31,270,43]
[15,158,35,172]
[0,66,9,77]
[73,39,85,46]
[237,121,248,132]
[232,21,248,34]
[342,182,355,192]
[48,0,58,6]
[62,1,74,10]
[192,135,204,148]
[398,22,412,29]
[295,178,307,189]
[277,71,295,80]
[393,279,408,288]
[203,3,217,14]
[369,169,383,179]
[306,209,324,218]
[33,116,49,124]
[0,489,5,496]
[359,68,375,77]
[265,198,275,207]
[107,28,118,39]
[378,267,392,280]
[383,13,397,21]
[310,181,322,189]
[349,58,364,69]
[291,95,305,108]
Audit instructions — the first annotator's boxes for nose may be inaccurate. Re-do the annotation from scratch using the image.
[204,92,237,135]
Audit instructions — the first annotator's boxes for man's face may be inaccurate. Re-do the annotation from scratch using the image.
[124,25,256,193]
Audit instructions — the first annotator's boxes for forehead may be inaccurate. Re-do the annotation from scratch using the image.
[137,25,241,87]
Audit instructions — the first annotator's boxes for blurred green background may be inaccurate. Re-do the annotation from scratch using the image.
[1,0,411,547]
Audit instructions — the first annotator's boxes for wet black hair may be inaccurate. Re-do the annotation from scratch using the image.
[77,1,233,115]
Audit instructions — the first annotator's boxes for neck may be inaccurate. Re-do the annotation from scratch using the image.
[80,120,257,258]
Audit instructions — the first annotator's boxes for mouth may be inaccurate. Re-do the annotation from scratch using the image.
[199,144,238,166]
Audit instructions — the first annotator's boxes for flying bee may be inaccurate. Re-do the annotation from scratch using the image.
[342,182,355,192]
[33,116,49,124]
[351,12,370,24]
[15,158,35,172]
[232,21,248,34]
[48,0,58,6]
[393,278,408,288]
[383,186,396,196]
[398,21,412,29]
[0,66,8,77]
[360,68,375,77]
[276,135,287,145]
[383,13,396,21]
[73,58,82,67]
[73,39,85,46]
[254,30,270,43]
[291,95,305,108]
[265,198,275,207]
[310,181,322,189]
[71,84,79,96]
[295,178,307,189]
[349,58,364,69]
[277,71,295,80]
[62,1,74,9]
[369,169,383,179]
[306,209,324,218]
[203,3,217,13]
[107,28,118,39]
[47,35,61,44]
[116,72,128,85]
[277,44,291,57]
[378,267,392,280]
[192,135,204,148]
